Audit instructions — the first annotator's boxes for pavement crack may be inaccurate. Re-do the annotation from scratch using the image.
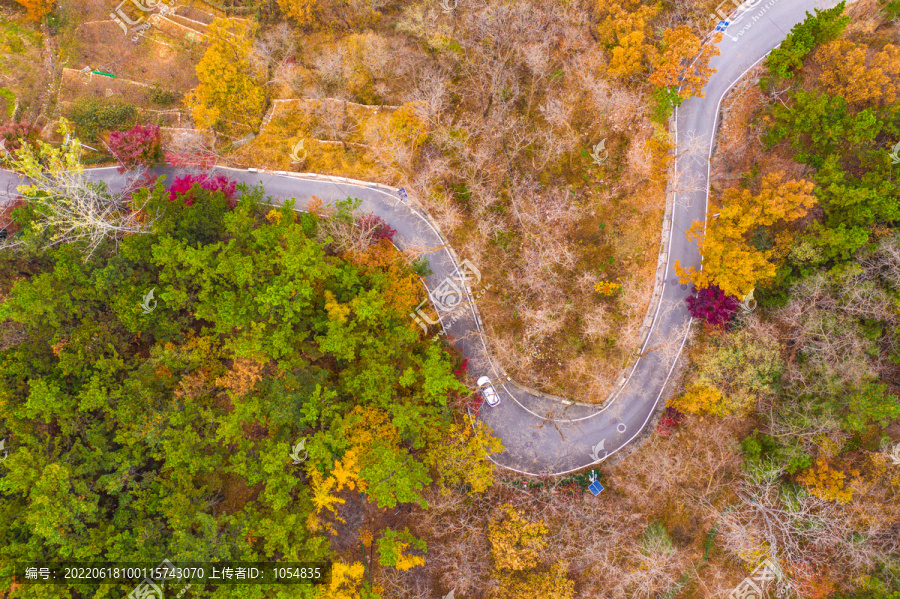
[533,412,566,442]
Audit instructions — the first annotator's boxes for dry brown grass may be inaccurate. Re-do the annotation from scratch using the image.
[377,417,763,599]
[0,8,44,122]
[56,67,184,114]
[57,0,205,98]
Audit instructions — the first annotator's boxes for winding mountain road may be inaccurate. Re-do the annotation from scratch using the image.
[0,0,839,475]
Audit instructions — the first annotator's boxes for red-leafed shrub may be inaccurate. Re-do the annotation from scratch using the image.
[108,124,162,171]
[656,406,684,437]
[453,358,469,378]
[168,173,238,207]
[468,393,484,418]
[0,121,39,153]
[686,285,740,327]
[164,150,217,170]
[357,213,396,243]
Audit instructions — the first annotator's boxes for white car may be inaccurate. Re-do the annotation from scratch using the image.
[477,375,501,407]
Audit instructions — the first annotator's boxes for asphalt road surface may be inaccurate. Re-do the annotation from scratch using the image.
[0,0,840,475]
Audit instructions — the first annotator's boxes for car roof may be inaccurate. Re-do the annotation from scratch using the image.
[476,375,490,385]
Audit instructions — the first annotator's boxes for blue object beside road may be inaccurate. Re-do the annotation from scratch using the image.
[588,480,604,496]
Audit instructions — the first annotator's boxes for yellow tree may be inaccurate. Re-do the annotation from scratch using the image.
[797,457,858,504]
[425,415,504,494]
[306,447,364,534]
[489,506,549,571]
[816,41,900,107]
[872,44,900,105]
[318,560,369,599]
[595,0,660,79]
[14,0,53,20]
[670,382,726,416]
[674,172,816,298]
[496,562,576,599]
[214,356,265,397]
[277,0,317,26]
[649,26,720,98]
[185,18,267,130]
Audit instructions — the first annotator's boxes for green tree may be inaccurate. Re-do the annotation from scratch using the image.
[764,2,849,80]
[376,528,426,570]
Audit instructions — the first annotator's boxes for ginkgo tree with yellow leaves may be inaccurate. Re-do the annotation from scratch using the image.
[185,18,268,131]
[675,171,817,298]
[425,415,504,494]
[489,505,549,571]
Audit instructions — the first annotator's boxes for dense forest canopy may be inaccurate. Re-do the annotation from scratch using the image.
[0,158,501,598]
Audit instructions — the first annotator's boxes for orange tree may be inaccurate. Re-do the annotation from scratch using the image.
[13,0,52,20]
[675,171,816,298]
[649,27,720,119]
[595,0,660,80]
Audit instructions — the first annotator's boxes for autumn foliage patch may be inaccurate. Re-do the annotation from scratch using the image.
[655,406,684,437]
[0,122,39,153]
[686,285,740,327]
[108,124,162,171]
[168,173,238,207]
[357,213,397,243]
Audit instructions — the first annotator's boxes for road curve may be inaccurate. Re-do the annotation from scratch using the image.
[0,0,838,475]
